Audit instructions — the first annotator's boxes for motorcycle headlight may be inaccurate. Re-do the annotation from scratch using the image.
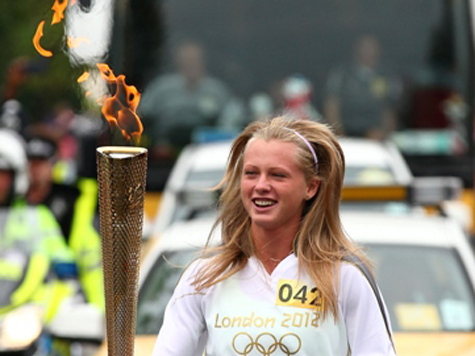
[0,306,42,350]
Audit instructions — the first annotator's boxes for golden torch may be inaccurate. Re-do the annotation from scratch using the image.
[97,146,147,356]
[96,65,146,356]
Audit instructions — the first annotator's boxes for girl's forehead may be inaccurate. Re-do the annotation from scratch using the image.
[243,139,299,165]
[245,137,297,152]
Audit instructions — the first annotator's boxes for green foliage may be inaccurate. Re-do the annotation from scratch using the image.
[0,0,82,122]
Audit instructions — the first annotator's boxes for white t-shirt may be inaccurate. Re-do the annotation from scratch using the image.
[152,254,396,356]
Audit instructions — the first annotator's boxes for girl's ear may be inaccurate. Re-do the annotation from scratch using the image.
[306,178,320,200]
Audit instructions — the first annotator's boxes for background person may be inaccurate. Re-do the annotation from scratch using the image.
[324,34,401,140]
[152,117,396,355]
[139,40,245,159]
[0,128,76,323]
[281,74,322,121]
[26,134,104,311]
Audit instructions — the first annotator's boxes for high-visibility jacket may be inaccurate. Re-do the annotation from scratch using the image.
[0,199,76,321]
[68,178,104,311]
[32,177,104,311]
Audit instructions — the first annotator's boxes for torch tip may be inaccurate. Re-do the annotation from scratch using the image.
[97,146,147,159]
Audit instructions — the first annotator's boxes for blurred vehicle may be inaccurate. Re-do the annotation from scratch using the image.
[94,205,475,356]
[151,137,465,236]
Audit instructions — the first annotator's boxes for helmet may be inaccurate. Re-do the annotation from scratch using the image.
[282,74,313,105]
[0,129,28,196]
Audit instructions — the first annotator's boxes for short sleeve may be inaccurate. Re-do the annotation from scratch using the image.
[339,263,397,356]
[152,259,208,356]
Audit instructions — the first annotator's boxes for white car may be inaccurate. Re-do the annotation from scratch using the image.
[131,210,475,356]
[151,138,419,235]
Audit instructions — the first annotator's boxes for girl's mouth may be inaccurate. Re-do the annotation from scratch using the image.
[253,199,277,207]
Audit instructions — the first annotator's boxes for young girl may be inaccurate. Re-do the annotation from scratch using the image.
[152,116,396,355]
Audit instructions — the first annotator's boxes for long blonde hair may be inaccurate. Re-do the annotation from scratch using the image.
[193,116,369,318]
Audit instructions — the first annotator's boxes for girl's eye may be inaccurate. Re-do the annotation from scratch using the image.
[244,171,256,176]
[273,173,286,178]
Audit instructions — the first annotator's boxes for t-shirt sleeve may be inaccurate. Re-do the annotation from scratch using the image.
[339,263,397,356]
[152,260,207,356]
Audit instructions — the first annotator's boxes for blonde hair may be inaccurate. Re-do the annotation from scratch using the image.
[193,116,369,318]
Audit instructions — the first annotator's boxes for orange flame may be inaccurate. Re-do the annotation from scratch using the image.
[33,21,53,57]
[97,63,117,82]
[67,36,91,48]
[51,0,69,25]
[77,71,90,83]
[97,64,143,142]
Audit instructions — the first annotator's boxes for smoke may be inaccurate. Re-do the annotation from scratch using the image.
[65,0,114,66]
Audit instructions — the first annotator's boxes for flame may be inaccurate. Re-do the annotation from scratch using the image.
[67,36,91,49]
[97,64,143,142]
[97,63,117,82]
[32,2,144,144]
[77,71,90,83]
[33,21,53,57]
[51,0,69,25]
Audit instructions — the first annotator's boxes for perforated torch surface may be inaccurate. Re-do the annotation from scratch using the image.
[97,148,147,356]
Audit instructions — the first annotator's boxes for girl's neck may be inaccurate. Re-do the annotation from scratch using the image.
[252,224,297,274]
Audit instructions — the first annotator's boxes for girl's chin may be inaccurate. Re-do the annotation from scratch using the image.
[250,218,280,231]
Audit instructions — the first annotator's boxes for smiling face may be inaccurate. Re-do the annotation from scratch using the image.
[240,138,319,234]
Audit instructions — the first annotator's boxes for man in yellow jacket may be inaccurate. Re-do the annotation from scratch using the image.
[25,135,104,311]
[0,129,76,322]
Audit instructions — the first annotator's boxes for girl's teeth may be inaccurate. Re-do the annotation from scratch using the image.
[255,200,275,206]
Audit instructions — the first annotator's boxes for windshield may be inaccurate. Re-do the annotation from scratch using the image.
[367,243,475,332]
[185,169,225,189]
[344,166,396,186]
[136,249,198,335]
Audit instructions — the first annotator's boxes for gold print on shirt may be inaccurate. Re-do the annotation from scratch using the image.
[276,279,325,310]
[214,311,320,329]
[281,311,321,328]
[232,332,301,356]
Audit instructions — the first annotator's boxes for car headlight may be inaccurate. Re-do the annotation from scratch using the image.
[0,306,43,350]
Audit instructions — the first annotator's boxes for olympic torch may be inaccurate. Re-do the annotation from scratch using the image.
[97,146,147,356]
[95,64,146,356]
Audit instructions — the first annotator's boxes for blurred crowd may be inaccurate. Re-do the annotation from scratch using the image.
[138,35,466,160]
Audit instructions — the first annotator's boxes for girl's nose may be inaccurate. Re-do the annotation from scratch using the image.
[255,174,271,192]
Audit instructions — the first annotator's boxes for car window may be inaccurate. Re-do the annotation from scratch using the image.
[344,166,396,186]
[136,249,199,335]
[185,169,226,189]
[367,244,475,332]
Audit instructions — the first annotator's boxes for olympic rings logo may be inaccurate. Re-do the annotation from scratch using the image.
[232,332,302,355]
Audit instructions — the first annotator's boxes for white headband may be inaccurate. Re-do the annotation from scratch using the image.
[284,128,319,174]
